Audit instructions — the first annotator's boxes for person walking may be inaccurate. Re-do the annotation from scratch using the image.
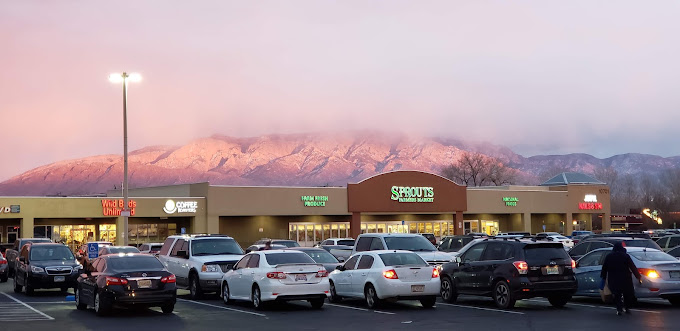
[600,242,642,315]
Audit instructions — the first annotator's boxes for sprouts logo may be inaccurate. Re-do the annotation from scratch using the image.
[163,200,198,214]
[390,186,434,203]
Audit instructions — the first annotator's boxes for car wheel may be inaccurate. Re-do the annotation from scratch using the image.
[0,275,7,283]
[60,286,69,293]
[668,297,680,306]
[493,280,515,309]
[13,274,22,293]
[329,281,341,303]
[252,285,265,310]
[94,290,111,316]
[161,303,175,314]
[364,284,380,309]
[75,286,87,311]
[24,274,34,296]
[189,274,203,300]
[222,282,232,304]
[440,276,458,303]
[420,296,436,308]
[309,298,324,309]
[548,295,570,308]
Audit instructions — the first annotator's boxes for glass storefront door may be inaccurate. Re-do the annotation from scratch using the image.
[481,220,499,236]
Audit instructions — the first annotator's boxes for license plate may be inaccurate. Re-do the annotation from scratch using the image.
[295,274,307,282]
[137,279,152,288]
[54,276,65,282]
[670,271,680,279]
[411,285,425,293]
[546,266,559,275]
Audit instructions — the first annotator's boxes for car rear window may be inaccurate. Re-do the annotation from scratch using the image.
[384,236,435,251]
[265,252,315,265]
[337,240,355,246]
[523,244,571,265]
[630,251,678,262]
[450,237,473,251]
[301,250,339,263]
[379,253,428,266]
[108,247,140,254]
[624,240,662,250]
[108,256,164,271]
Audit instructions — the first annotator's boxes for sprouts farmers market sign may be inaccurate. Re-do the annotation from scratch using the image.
[301,196,328,207]
[391,186,434,203]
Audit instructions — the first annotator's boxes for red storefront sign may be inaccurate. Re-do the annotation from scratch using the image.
[579,202,603,210]
[101,199,137,216]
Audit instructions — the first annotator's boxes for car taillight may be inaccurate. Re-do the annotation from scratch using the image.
[432,267,440,278]
[105,276,129,286]
[513,261,528,275]
[571,259,576,269]
[638,268,660,279]
[267,272,287,279]
[0,260,6,265]
[315,270,328,278]
[383,269,398,279]
[161,274,176,283]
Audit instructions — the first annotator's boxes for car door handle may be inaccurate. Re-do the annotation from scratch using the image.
[361,273,367,276]
[249,271,255,275]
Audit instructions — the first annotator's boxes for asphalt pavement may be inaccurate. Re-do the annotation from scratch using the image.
[0,280,678,331]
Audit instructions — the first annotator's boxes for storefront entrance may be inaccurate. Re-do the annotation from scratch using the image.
[464,220,499,236]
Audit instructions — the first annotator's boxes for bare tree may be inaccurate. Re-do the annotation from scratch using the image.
[441,151,517,186]
[661,169,680,210]
[593,166,618,188]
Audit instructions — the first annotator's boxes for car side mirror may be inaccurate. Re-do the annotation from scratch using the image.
[337,257,345,262]
[336,265,345,271]
[19,256,26,263]
[453,256,462,264]
[177,250,188,258]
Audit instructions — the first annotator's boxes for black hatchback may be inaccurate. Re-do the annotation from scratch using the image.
[439,239,577,309]
[75,254,176,316]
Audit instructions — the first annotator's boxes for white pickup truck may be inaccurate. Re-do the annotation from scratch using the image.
[157,234,244,299]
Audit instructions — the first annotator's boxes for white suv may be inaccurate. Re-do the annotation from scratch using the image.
[352,233,453,265]
[157,234,244,299]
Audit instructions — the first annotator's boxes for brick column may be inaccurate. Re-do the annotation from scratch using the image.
[455,211,464,235]
[20,217,34,238]
[565,212,573,236]
[350,212,362,239]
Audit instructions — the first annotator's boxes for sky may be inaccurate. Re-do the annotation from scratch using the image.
[2,1,680,181]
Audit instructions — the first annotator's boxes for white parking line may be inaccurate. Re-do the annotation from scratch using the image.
[436,302,525,315]
[525,299,661,314]
[177,299,267,317]
[0,293,54,321]
[325,303,396,315]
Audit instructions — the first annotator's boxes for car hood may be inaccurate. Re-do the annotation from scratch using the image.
[413,251,453,263]
[192,255,243,264]
[31,260,80,268]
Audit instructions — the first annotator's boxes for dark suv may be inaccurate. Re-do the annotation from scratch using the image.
[439,239,577,309]
[568,237,662,261]
[13,243,81,295]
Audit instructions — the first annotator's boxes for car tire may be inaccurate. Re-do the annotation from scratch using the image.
[189,274,203,300]
[60,286,69,293]
[493,280,515,309]
[329,281,342,303]
[668,297,680,306]
[161,303,175,314]
[440,276,458,303]
[309,298,324,309]
[0,275,7,283]
[94,289,111,316]
[13,274,22,293]
[364,284,381,309]
[547,295,570,308]
[222,282,232,304]
[252,285,265,310]
[75,286,87,311]
[24,275,34,296]
[420,296,436,308]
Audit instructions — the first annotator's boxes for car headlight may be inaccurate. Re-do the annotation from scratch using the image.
[31,266,45,273]
[201,264,221,273]
[74,264,83,272]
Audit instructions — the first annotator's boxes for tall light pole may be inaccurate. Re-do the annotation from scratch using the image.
[109,72,141,246]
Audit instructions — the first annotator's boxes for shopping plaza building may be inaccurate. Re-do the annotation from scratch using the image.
[0,171,611,250]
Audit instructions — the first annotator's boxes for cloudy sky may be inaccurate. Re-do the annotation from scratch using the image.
[2,1,680,181]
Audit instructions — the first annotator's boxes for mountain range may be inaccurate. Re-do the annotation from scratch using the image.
[1,131,679,196]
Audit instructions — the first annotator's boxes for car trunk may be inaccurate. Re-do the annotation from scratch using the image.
[651,262,680,281]
[391,265,433,283]
[523,244,574,281]
[274,263,324,285]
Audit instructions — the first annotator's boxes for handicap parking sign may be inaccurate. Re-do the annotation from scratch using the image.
[87,243,99,259]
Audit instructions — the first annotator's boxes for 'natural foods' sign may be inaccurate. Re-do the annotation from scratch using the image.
[390,186,434,203]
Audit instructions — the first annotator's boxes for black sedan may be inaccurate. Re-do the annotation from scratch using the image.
[75,254,176,316]
[289,247,341,273]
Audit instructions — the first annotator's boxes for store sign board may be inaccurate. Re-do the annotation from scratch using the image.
[301,196,328,207]
[390,186,434,203]
[502,197,518,206]
[0,205,20,213]
[101,199,137,216]
[579,194,602,210]
[163,200,198,214]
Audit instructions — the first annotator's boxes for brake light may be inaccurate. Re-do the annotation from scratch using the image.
[638,268,660,279]
[513,261,528,275]
[432,267,440,278]
[383,269,399,279]
[0,260,6,265]
[621,242,626,247]
[105,276,129,286]
[161,274,176,283]
[267,272,287,279]
[315,270,328,278]
[571,260,576,269]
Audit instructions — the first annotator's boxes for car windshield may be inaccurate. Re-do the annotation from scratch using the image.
[379,253,428,266]
[107,247,140,254]
[337,240,355,246]
[191,239,244,256]
[449,237,473,251]
[273,241,300,248]
[30,246,75,261]
[265,252,315,265]
[384,236,435,252]
[108,256,165,271]
[301,250,339,263]
[624,240,662,250]
[630,251,678,262]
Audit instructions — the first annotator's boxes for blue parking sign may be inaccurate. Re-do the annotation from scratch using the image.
[87,243,99,259]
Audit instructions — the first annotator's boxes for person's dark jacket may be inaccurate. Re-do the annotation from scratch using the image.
[600,243,641,293]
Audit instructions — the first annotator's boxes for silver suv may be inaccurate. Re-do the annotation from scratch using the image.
[352,233,453,265]
[157,234,244,299]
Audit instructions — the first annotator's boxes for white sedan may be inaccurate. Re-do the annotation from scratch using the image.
[328,250,440,308]
[547,235,574,249]
[221,250,330,310]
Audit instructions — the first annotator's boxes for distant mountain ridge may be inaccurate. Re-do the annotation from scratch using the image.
[1,131,678,196]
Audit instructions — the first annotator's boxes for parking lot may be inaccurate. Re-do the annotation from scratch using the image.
[1,281,679,331]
